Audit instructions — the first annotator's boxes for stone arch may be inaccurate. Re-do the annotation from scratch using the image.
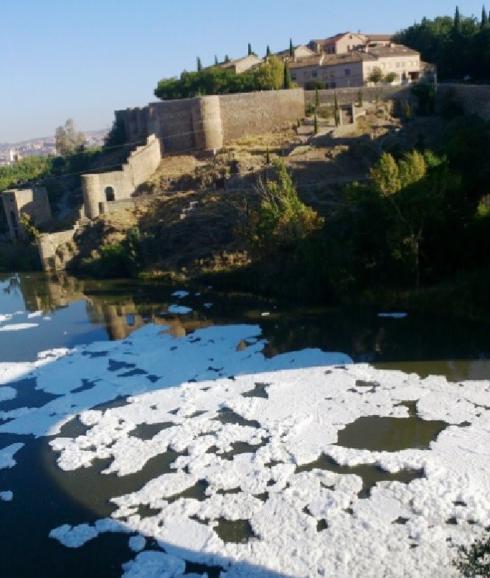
[105,186,115,202]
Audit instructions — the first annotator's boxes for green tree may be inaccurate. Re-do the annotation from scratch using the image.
[454,527,490,575]
[314,112,319,134]
[248,43,253,56]
[266,45,271,58]
[370,152,402,196]
[315,87,320,109]
[289,38,294,57]
[250,159,323,253]
[384,72,398,84]
[197,57,203,72]
[357,89,363,107]
[105,117,126,147]
[253,56,284,90]
[333,92,340,127]
[481,5,488,27]
[214,55,219,65]
[368,67,384,84]
[454,6,461,31]
[283,62,292,89]
[55,119,86,156]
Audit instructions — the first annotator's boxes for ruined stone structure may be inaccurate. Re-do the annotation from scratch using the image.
[115,89,306,155]
[1,187,52,241]
[81,134,161,219]
[37,228,76,272]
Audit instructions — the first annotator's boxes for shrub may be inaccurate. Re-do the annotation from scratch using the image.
[249,159,323,254]
[454,533,490,577]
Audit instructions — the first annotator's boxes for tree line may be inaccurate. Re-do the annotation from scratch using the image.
[155,56,294,100]
[395,6,490,82]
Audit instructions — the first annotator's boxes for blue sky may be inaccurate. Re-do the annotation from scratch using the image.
[0,0,485,142]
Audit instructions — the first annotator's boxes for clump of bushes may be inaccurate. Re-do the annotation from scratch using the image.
[248,159,323,254]
[455,533,490,577]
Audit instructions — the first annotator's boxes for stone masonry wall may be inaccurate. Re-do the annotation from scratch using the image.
[82,135,161,219]
[219,89,305,142]
[116,89,306,155]
[437,84,490,120]
[305,85,413,106]
[1,187,52,241]
[37,228,76,272]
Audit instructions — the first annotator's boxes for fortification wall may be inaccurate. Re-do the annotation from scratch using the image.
[1,187,52,241]
[219,89,305,142]
[82,135,161,219]
[305,86,413,106]
[116,89,306,154]
[437,84,490,120]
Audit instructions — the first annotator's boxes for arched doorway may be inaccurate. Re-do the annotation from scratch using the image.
[105,186,115,202]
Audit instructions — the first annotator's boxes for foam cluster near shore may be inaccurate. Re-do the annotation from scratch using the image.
[1,322,489,577]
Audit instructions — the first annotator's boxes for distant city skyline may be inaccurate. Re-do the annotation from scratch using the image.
[0,0,485,142]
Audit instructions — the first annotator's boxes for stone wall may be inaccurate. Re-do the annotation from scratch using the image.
[116,89,306,154]
[305,85,413,106]
[219,89,305,142]
[82,135,161,219]
[37,228,76,272]
[437,84,490,120]
[1,187,52,241]
[306,84,490,122]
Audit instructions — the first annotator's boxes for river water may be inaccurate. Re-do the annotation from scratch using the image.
[0,272,489,578]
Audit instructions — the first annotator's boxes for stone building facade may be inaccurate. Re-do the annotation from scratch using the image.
[1,187,52,241]
[290,45,421,89]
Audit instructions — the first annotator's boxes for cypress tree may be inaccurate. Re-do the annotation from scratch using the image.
[334,92,340,127]
[248,43,253,56]
[197,57,203,72]
[289,38,294,58]
[314,112,319,134]
[266,45,271,58]
[283,62,292,89]
[454,6,461,31]
[265,147,271,165]
[214,55,219,66]
[315,86,320,109]
[224,54,230,63]
[482,5,488,27]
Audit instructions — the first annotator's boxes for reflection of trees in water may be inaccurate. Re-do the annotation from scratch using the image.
[15,272,211,342]
[261,309,490,364]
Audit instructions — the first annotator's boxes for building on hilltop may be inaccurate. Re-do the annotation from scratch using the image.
[274,45,316,61]
[1,187,52,241]
[308,32,393,55]
[289,44,422,89]
[218,54,263,74]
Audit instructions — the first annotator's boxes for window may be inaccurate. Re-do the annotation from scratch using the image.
[345,69,351,76]
[312,71,318,78]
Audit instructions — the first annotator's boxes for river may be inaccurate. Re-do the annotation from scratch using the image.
[0,272,489,578]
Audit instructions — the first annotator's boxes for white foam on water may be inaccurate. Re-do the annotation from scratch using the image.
[0,320,488,577]
[121,551,186,578]
[0,323,39,332]
[128,535,146,553]
[168,305,193,315]
[0,443,25,470]
[172,291,190,299]
[0,491,13,502]
[378,313,408,319]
